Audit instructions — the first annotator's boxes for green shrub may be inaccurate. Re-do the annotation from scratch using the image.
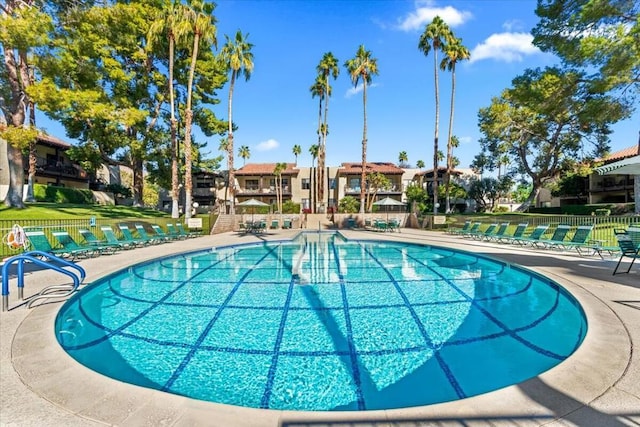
[493,206,509,213]
[105,183,132,198]
[594,208,611,216]
[34,184,94,204]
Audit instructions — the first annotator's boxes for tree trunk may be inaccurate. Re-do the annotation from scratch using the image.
[133,156,144,206]
[184,34,201,220]
[445,64,456,213]
[516,185,541,212]
[169,38,180,219]
[360,81,367,215]
[432,47,440,215]
[2,6,28,208]
[5,144,25,208]
[227,72,236,215]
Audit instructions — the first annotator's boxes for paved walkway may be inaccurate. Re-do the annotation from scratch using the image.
[1,229,638,426]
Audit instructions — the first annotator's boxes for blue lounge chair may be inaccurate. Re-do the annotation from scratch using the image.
[612,231,640,275]
[166,223,187,240]
[176,222,202,238]
[78,228,120,255]
[496,223,528,244]
[510,225,550,246]
[134,224,165,244]
[485,222,510,242]
[447,220,471,235]
[534,225,572,249]
[100,225,137,250]
[24,228,93,260]
[118,224,151,246]
[51,230,100,258]
[468,223,498,240]
[459,222,481,238]
[151,224,178,242]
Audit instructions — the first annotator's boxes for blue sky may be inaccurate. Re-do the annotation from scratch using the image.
[39,0,639,170]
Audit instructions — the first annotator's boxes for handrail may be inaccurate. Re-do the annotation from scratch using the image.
[2,250,86,312]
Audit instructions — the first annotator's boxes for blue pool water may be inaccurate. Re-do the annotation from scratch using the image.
[55,232,587,411]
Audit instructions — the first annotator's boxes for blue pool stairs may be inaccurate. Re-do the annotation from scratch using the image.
[2,251,86,311]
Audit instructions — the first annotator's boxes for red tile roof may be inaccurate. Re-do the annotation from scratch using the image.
[235,163,299,175]
[37,134,71,149]
[339,162,405,174]
[415,167,463,176]
[598,143,640,162]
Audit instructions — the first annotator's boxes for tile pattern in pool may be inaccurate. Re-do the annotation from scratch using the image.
[56,232,587,411]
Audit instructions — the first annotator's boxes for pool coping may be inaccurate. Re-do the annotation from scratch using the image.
[1,229,639,426]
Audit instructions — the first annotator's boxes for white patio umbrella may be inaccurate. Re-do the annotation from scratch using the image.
[372,197,406,221]
[595,155,640,215]
[236,198,269,222]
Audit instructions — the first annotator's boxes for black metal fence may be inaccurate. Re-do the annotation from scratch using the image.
[0,216,212,259]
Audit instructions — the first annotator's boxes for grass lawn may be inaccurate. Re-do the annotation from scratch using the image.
[0,203,171,220]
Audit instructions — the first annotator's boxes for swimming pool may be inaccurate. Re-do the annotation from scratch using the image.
[55,231,587,411]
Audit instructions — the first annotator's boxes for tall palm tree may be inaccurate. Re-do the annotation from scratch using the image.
[220,30,254,215]
[183,0,216,220]
[274,162,287,216]
[398,151,408,167]
[309,144,319,213]
[416,159,425,188]
[148,0,191,219]
[238,145,250,165]
[316,52,339,213]
[309,76,325,213]
[292,144,301,165]
[419,16,452,215]
[344,45,378,215]
[441,36,470,213]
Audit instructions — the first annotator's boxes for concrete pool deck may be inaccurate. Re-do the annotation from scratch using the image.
[1,228,638,426]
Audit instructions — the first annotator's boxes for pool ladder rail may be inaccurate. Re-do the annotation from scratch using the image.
[1,250,86,312]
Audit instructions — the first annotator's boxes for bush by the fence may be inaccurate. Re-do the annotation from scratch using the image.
[34,184,94,204]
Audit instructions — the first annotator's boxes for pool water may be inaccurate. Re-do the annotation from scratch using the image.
[55,232,587,411]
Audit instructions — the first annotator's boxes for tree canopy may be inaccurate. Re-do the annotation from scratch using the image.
[475,66,630,210]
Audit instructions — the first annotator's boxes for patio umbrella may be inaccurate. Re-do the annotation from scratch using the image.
[373,197,405,222]
[236,198,269,222]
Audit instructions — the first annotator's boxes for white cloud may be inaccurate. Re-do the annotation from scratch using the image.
[469,32,541,63]
[345,82,379,98]
[397,0,472,31]
[502,19,525,32]
[255,139,279,151]
[458,136,473,145]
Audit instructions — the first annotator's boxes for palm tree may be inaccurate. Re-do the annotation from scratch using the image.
[274,162,287,216]
[218,137,229,211]
[292,144,301,165]
[344,45,378,215]
[309,76,325,212]
[419,16,452,215]
[441,36,470,213]
[183,0,216,220]
[309,144,319,213]
[316,52,339,213]
[416,159,425,188]
[220,30,254,215]
[398,151,408,167]
[148,0,191,219]
[238,145,250,165]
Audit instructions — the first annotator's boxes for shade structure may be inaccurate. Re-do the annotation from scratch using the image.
[236,198,269,222]
[373,197,405,221]
[594,155,640,215]
[595,155,640,176]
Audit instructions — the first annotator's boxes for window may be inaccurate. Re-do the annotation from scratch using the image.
[245,179,259,190]
[329,178,336,189]
[302,178,310,190]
